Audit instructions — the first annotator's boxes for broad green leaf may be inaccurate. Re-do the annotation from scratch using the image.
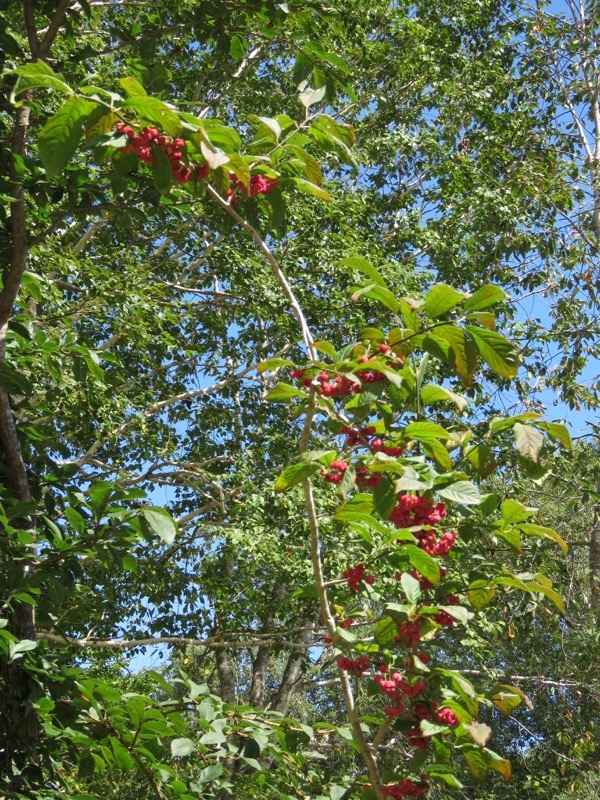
[518,523,568,553]
[171,737,196,757]
[489,412,541,434]
[421,384,468,411]
[485,748,512,781]
[143,507,178,544]
[11,61,73,99]
[497,527,522,553]
[501,499,537,524]
[256,358,295,374]
[299,85,326,108]
[290,177,331,201]
[467,580,496,611]
[464,722,492,747]
[401,572,421,603]
[427,325,477,385]
[266,382,308,402]
[490,686,524,715]
[404,421,450,441]
[118,76,147,97]
[463,284,505,311]
[124,96,181,136]
[10,639,37,659]
[286,144,323,183]
[523,581,564,611]
[111,741,134,771]
[341,256,387,288]
[422,439,453,471]
[313,341,337,358]
[513,423,544,462]
[198,763,224,782]
[436,480,481,505]
[466,444,496,477]
[39,96,95,178]
[424,284,465,318]
[404,544,440,586]
[465,325,519,379]
[536,420,572,451]
[151,145,173,194]
[274,462,319,492]
[464,747,489,780]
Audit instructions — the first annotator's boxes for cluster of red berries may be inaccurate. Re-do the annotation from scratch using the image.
[337,656,370,675]
[437,706,460,726]
[115,123,199,184]
[363,777,427,799]
[342,425,403,457]
[389,495,458,557]
[418,529,457,557]
[389,494,447,528]
[321,460,349,484]
[375,672,426,717]
[342,563,375,592]
[394,620,422,648]
[227,172,277,204]
[355,466,382,489]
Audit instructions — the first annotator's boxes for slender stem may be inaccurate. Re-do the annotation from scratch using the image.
[205,184,316,361]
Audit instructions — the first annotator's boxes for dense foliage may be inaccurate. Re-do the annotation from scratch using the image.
[0,2,599,799]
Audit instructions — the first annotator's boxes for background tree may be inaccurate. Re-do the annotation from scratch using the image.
[0,1,599,799]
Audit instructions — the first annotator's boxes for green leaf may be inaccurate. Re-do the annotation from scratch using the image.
[313,341,337,359]
[464,722,492,747]
[11,60,73,100]
[171,738,196,757]
[10,639,37,660]
[464,748,489,781]
[352,284,400,313]
[111,741,134,771]
[463,284,505,311]
[467,580,496,611]
[124,96,181,136]
[501,499,536,524]
[466,444,497,478]
[424,284,465,318]
[198,763,224,782]
[523,581,564,611]
[143,507,178,545]
[275,462,319,492]
[518,523,568,553]
[437,604,471,625]
[299,85,327,108]
[485,748,512,781]
[489,686,524,715]
[536,421,572,451]
[151,145,173,194]
[400,572,421,604]
[422,439,453,471]
[118,76,147,97]
[39,96,94,178]
[372,475,396,518]
[340,256,387,288]
[290,177,331,201]
[513,423,544,462]
[436,480,481,505]
[404,421,450,441]
[421,384,468,411]
[404,544,440,586]
[257,358,295,374]
[465,326,519,379]
[429,325,477,385]
[266,382,308,402]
